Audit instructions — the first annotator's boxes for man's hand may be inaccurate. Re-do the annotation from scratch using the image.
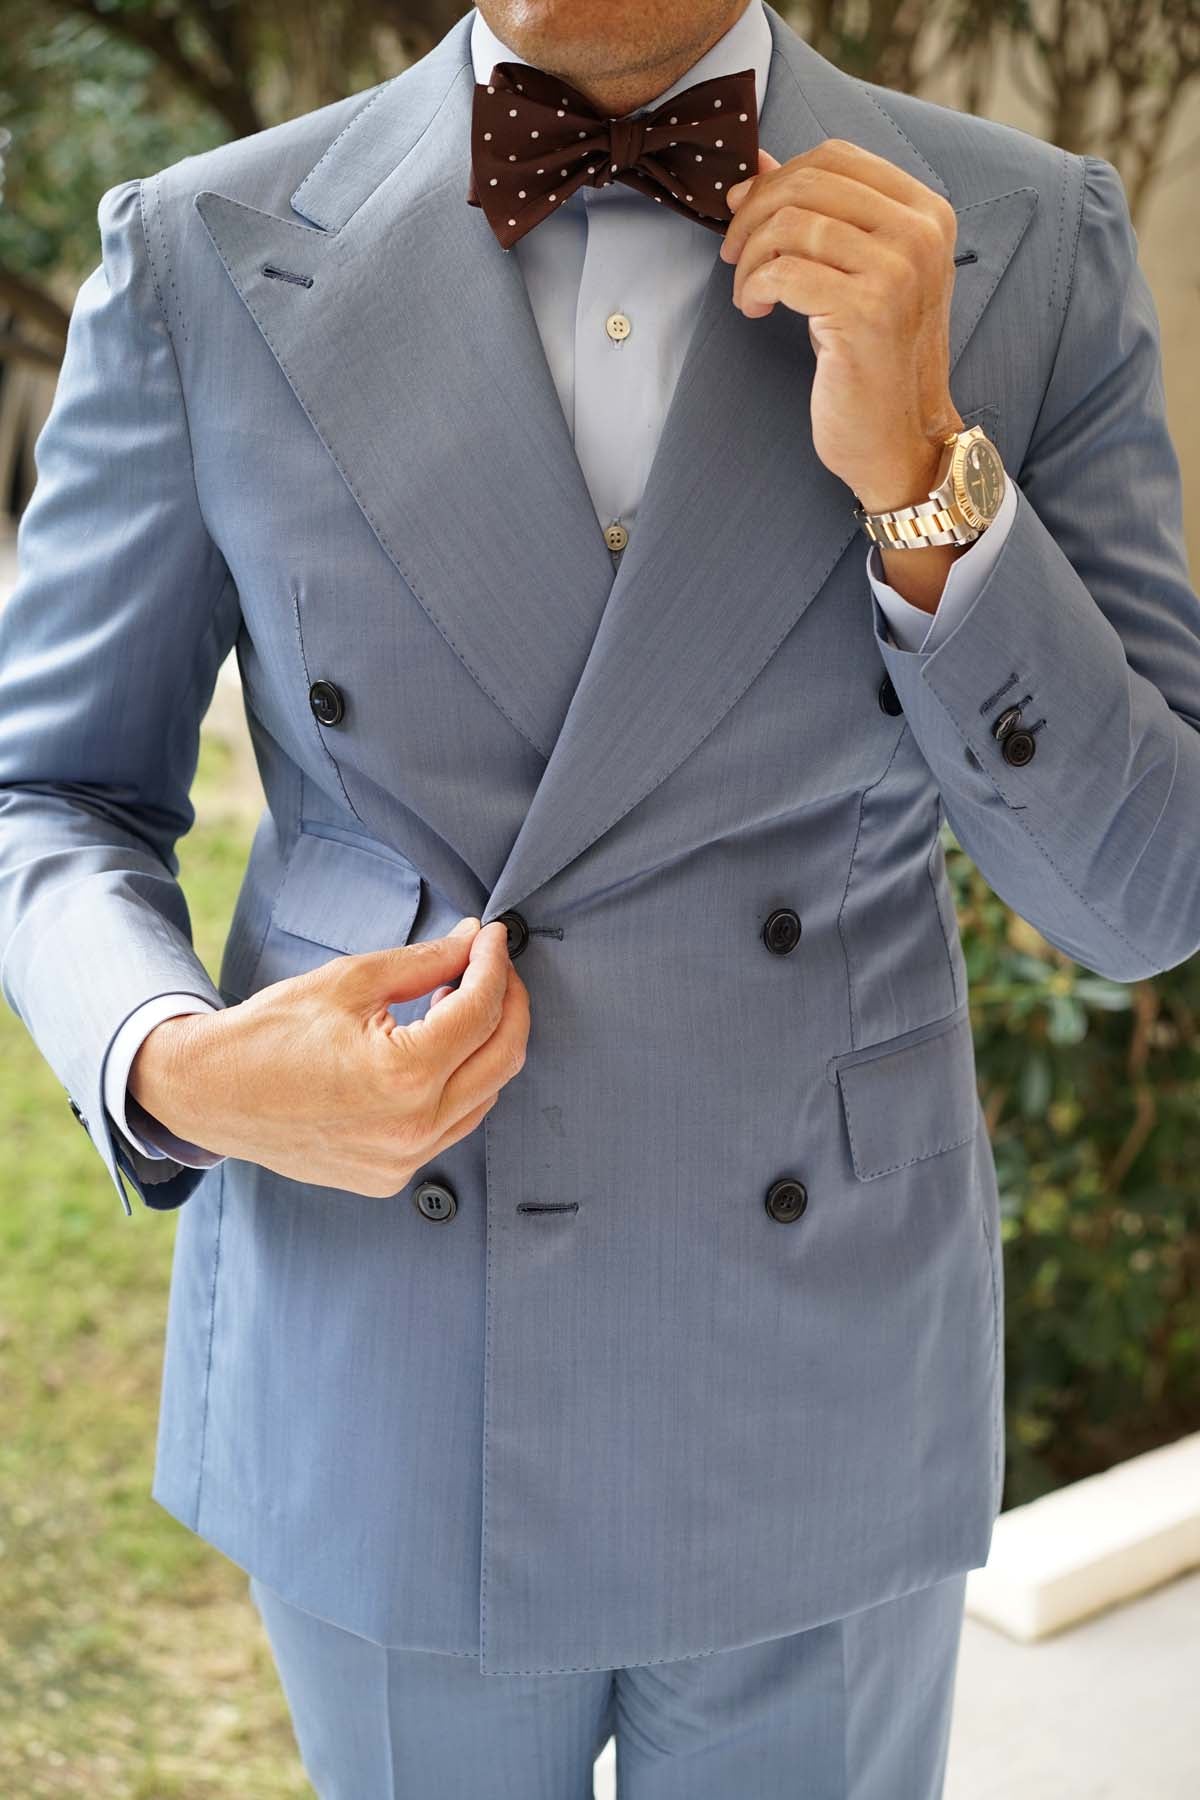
[129,918,530,1197]
[720,137,964,510]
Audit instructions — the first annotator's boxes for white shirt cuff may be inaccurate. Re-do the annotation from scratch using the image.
[103,993,225,1168]
[866,474,1019,653]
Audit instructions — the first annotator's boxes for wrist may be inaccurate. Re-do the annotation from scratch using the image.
[130,1011,221,1145]
[853,413,963,516]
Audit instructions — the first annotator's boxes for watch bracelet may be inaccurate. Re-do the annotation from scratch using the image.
[855,501,981,549]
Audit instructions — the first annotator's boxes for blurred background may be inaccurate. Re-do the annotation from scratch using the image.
[1,2,1197,1795]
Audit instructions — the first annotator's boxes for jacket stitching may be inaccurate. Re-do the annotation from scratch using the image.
[193,1159,227,1531]
[835,723,910,1050]
[288,588,369,826]
[925,797,960,1010]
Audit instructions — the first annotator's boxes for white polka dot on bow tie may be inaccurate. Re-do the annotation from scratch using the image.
[508,154,515,161]
[489,177,497,185]
[537,167,545,173]
[739,161,747,170]
[655,195,662,202]
[531,129,539,138]
[739,112,748,121]
[715,138,723,147]
[579,130,587,138]
[508,218,516,225]
[611,163,617,172]
[509,108,517,117]
[715,99,722,108]
[487,85,494,94]
[686,193,693,201]
[715,180,723,188]
[560,168,567,176]
[549,193,557,202]
[695,154,703,162]
[557,109,565,117]
[518,189,527,197]
[483,131,492,140]
[561,96,568,104]
[669,116,677,124]
[588,165,596,173]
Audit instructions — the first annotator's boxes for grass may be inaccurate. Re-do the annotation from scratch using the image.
[0,730,310,1797]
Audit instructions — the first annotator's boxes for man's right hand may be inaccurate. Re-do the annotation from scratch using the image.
[128,918,529,1196]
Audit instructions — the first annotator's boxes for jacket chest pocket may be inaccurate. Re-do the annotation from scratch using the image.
[831,1006,979,1181]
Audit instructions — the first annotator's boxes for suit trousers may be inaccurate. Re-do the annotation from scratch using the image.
[247,1569,969,1799]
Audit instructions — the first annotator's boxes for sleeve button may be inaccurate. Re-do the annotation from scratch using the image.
[1001,729,1037,766]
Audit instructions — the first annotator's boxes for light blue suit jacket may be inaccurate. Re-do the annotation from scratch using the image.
[1,1,1197,1677]
[103,0,1018,1172]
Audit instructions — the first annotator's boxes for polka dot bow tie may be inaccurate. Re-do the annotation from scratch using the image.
[467,61,759,250]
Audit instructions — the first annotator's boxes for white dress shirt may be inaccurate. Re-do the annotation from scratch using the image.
[104,0,1016,1168]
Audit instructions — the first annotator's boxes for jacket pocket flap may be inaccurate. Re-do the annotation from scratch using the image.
[271,830,422,955]
[833,1007,979,1181]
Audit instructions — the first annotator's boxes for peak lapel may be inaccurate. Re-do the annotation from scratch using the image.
[193,10,616,763]
[484,4,1038,916]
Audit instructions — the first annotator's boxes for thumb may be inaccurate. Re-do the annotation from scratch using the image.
[339,918,484,1007]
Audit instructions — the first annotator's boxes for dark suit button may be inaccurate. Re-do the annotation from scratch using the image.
[991,703,1022,740]
[68,1096,88,1130]
[878,674,903,716]
[1002,729,1037,766]
[309,680,345,726]
[413,1178,457,1223]
[497,910,529,958]
[763,908,802,955]
[765,1177,808,1224]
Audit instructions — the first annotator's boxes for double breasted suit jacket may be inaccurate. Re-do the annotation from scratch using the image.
[1,1,1197,1677]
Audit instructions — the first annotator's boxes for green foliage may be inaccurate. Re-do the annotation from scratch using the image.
[0,6,227,288]
[947,823,1200,1506]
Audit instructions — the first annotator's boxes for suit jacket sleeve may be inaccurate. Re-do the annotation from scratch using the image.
[0,176,240,1217]
[872,152,1200,984]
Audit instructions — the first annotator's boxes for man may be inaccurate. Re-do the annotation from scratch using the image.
[1,0,1196,1791]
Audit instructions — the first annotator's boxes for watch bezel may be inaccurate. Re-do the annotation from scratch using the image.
[949,428,1005,531]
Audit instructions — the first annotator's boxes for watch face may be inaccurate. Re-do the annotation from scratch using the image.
[956,435,1005,526]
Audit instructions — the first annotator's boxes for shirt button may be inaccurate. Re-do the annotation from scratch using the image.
[604,522,629,552]
[605,311,631,343]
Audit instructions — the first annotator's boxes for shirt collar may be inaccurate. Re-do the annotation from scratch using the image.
[469,0,772,125]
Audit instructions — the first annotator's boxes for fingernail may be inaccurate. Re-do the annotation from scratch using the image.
[451,916,479,937]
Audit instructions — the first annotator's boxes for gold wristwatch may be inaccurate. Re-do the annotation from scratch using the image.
[854,424,1006,549]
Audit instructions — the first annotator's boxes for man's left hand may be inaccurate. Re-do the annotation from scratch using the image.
[720,139,963,516]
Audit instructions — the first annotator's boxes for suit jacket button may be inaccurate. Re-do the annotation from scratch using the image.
[765,1177,808,1223]
[413,1179,457,1222]
[497,910,529,958]
[1002,728,1037,766]
[309,680,345,726]
[878,674,903,716]
[68,1096,88,1130]
[762,908,802,955]
[991,703,1023,740]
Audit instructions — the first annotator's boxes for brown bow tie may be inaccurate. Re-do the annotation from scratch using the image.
[467,61,759,251]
